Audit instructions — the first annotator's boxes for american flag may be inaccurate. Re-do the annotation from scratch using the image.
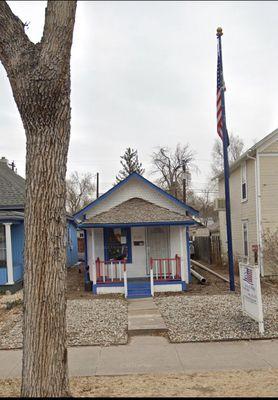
[216,39,228,144]
[244,267,253,285]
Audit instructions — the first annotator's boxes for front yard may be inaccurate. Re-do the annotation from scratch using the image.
[0,266,128,349]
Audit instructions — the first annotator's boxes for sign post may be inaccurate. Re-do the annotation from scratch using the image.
[239,262,264,334]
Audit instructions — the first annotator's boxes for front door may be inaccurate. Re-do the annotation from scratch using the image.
[146,226,170,274]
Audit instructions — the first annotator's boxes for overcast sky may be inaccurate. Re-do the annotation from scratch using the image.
[1,1,278,195]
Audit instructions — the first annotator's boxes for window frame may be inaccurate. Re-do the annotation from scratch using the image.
[0,224,7,267]
[241,161,248,202]
[103,227,132,264]
[242,220,249,258]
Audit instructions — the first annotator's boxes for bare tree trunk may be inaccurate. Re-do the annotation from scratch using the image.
[0,1,77,396]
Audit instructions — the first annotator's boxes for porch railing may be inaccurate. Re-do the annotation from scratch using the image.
[95,257,126,283]
[150,255,181,281]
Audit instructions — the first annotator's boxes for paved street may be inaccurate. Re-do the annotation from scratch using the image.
[0,337,278,378]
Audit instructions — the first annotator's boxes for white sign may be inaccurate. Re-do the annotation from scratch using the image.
[239,263,264,334]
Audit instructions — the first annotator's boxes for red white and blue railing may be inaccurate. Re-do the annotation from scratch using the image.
[150,255,181,281]
[149,255,181,296]
[95,257,127,283]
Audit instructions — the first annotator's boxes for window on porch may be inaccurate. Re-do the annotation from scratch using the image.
[104,227,132,263]
[0,225,6,267]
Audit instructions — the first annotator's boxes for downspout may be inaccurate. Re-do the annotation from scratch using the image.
[247,152,264,276]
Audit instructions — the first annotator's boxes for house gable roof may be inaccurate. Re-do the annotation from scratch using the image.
[74,172,199,219]
[83,197,193,226]
[216,128,278,180]
[0,159,25,209]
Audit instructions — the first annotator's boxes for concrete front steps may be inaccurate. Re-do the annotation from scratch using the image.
[127,297,168,337]
[127,280,152,299]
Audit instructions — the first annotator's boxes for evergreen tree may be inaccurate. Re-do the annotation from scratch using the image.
[116,147,145,183]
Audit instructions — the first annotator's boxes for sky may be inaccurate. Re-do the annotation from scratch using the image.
[1,1,278,195]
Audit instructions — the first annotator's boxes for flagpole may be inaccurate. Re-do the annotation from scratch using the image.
[217,27,235,291]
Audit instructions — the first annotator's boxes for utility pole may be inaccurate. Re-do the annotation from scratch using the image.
[182,161,186,203]
[96,172,99,198]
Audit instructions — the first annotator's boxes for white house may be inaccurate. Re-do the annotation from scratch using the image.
[74,172,199,298]
[216,129,278,276]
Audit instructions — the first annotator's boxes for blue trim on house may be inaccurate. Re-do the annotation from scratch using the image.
[84,229,89,283]
[154,280,182,285]
[182,281,187,291]
[80,220,196,229]
[97,282,124,287]
[103,227,132,264]
[92,284,97,294]
[0,268,7,285]
[11,222,24,282]
[74,172,199,219]
[186,227,192,284]
[66,221,78,266]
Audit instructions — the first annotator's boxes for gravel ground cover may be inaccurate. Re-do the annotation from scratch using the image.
[0,298,128,349]
[155,293,278,342]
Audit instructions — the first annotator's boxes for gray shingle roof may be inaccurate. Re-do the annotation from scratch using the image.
[0,159,25,209]
[85,197,191,225]
[0,210,24,221]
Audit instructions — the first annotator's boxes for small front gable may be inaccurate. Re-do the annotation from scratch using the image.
[75,173,198,221]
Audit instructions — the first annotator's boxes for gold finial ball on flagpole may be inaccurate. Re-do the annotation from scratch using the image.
[217,27,223,36]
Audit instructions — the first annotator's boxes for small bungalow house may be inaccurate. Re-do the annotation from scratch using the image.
[0,157,78,292]
[75,172,199,298]
[216,129,278,276]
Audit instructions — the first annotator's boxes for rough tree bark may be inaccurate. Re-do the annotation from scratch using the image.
[0,1,77,396]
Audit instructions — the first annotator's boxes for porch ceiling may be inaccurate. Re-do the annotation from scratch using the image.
[82,197,193,226]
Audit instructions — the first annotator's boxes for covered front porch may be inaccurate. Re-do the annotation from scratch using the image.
[83,223,192,298]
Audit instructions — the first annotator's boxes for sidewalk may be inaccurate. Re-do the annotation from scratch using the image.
[0,336,278,378]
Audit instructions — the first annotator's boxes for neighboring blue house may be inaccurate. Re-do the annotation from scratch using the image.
[0,157,78,292]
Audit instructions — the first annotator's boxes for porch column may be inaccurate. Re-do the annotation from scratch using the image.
[4,223,14,285]
[179,226,189,284]
[91,229,97,289]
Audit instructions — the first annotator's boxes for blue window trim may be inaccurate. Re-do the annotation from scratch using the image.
[79,220,197,229]
[103,227,132,264]
[73,172,199,219]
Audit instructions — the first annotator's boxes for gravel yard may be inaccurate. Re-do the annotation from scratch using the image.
[0,298,128,349]
[155,292,278,342]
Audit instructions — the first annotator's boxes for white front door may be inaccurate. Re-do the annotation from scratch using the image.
[146,226,170,273]
[128,227,147,278]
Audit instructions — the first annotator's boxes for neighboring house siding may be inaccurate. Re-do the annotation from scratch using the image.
[259,141,278,275]
[11,223,24,282]
[218,135,278,275]
[66,222,78,266]
[219,158,257,264]
[84,178,188,220]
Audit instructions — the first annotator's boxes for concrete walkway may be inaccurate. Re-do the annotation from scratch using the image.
[128,298,167,336]
[1,337,278,378]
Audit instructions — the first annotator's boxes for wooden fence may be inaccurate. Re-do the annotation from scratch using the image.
[193,233,222,266]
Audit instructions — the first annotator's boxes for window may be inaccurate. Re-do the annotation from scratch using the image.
[241,161,247,201]
[242,221,249,257]
[0,225,6,267]
[104,227,132,263]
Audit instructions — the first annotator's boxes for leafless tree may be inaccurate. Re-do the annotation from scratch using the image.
[211,133,245,176]
[262,228,278,273]
[151,143,198,199]
[66,171,95,215]
[0,1,77,396]
[189,180,218,226]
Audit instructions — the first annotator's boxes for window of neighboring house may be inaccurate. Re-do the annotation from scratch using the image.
[0,225,6,267]
[104,227,132,263]
[67,226,73,251]
[242,221,249,258]
[241,161,247,201]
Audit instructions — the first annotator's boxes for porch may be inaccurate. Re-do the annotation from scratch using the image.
[84,224,191,298]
